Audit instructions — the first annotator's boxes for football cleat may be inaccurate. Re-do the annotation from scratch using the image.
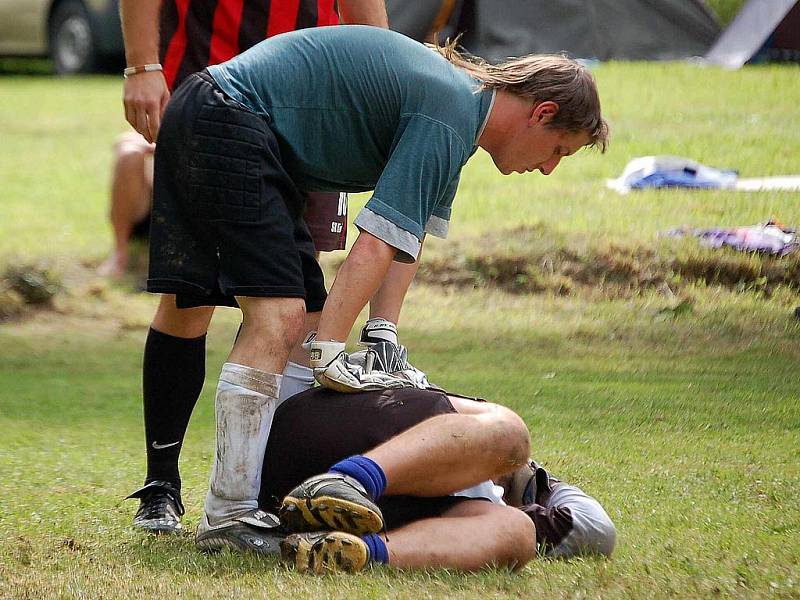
[281,531,370,574]
[280,473,384,536]
[195,509,285,555]
[126,480,185,534]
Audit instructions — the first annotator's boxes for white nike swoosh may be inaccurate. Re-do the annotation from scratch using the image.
[151,440,180,450]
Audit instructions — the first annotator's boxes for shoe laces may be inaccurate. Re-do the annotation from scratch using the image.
[137,488,185,520]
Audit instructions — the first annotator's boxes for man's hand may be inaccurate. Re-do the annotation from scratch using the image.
[310,340,414,393]
[124,71,170,143]
[357,321,433,388]
[119,0,165,141]
[364,341,432,389]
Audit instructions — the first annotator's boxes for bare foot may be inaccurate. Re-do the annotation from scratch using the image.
[96,253,128,279]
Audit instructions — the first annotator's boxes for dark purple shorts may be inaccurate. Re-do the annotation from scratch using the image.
[259,387,468,529]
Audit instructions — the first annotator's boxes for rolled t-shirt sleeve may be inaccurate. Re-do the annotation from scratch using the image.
[354,115,466,261]
[425,173,460,238]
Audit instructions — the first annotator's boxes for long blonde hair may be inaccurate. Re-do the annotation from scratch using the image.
[433,39,608,152]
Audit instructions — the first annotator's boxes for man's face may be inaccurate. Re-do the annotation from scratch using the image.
[491,102,591,176]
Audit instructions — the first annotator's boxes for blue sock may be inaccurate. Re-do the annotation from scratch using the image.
[329,455,387,501]
[362,533,389,565]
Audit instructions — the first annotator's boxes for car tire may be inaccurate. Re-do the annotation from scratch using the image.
[49,0,97,75]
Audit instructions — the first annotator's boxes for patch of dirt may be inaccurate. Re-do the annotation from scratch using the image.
[418,225,800,299]
[3,225,797,329]
[0,258,157,334]
[0,263,62,321]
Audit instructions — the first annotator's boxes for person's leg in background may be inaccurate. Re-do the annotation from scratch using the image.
[98,132,155,278]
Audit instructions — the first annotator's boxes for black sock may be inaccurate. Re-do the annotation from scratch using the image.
[142,328,206,488]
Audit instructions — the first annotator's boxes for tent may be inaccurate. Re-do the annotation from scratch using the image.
[386,0,721,62]
[704,0,800,69]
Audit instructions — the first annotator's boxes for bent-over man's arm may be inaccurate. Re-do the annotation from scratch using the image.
[317,231,397,341]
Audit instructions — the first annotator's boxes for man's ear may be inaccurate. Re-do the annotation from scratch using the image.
[530,101,560,126]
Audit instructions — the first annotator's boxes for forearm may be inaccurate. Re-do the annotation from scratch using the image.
[316,231,396,342]
[120,0,169,141]
[120,0,162,65]
[369,245,421,324]
[338,0,389,27]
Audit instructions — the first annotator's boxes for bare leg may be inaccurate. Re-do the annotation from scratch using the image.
[365,403,530,496]
[386,500,537,571]
[204,296,306,522]
[278,310,321,402]
[228,296,306,372]
[151,294,215,338]
[98,132,154,278]
[446,395,497,415]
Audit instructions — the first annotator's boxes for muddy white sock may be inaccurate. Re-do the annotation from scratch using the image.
[278,361,315,403]
[204,362,281,522]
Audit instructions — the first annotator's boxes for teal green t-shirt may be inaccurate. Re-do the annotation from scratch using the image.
[208,26,494,260]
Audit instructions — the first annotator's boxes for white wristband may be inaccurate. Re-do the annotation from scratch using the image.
[123,63,163,78]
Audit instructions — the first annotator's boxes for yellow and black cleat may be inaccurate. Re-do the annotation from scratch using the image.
[280,473,384,536]
[281,531,370,574]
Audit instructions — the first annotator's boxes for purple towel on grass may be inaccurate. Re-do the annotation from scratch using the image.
[667,221,798,256]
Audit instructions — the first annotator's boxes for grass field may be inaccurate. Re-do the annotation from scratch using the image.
[1,59,800,599]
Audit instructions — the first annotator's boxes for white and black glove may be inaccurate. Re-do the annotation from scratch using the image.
[359,318,432,389]
[358,317,400,347]
[369,342,431,389]
[309,338,413,393]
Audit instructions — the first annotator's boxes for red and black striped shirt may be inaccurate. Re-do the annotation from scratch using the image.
[159,0,340,90]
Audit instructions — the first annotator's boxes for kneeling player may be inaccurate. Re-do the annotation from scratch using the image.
[251,385,616,573]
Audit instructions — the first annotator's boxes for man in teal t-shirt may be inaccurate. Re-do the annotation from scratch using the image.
[147,25,607,553]
[209,26,493,261]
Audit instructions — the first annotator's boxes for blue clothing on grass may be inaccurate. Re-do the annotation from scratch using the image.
[209,26,495,260]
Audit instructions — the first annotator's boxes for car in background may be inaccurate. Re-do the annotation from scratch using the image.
[0,0,123,74]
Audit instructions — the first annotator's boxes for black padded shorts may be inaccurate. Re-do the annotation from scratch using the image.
[259,387,469,530]
[147,71,326,312]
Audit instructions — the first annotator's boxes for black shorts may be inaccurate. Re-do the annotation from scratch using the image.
[146,71,326,312]
[260,387,469,529]
[131,191,346,251]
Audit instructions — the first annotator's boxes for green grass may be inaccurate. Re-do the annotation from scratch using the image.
[706,0,747,26]
[2,62,800,598]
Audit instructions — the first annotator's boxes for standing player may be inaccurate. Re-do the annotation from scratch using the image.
[147,26,607,553]
[121,0,393,537]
